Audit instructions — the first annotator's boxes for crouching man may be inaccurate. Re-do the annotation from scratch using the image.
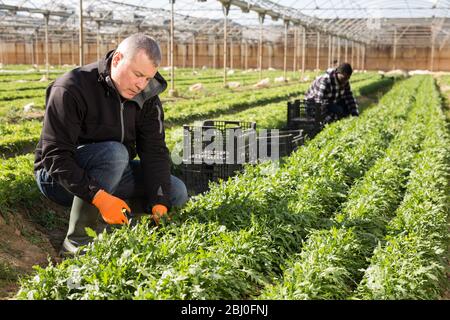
[304,62,359,122]
[34,34,188,256]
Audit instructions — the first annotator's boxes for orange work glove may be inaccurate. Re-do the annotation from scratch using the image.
[151,204,168,225]
[92,189,130,225]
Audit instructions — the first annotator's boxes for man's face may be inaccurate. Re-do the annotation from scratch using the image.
[110,49,158,100]
[337,72,350,86]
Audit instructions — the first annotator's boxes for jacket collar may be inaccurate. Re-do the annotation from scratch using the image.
[98,50,167,109]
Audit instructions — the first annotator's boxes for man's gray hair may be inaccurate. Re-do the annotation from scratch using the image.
[117,33,162,67]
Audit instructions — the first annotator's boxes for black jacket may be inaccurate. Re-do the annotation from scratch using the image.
[34,51,172,209]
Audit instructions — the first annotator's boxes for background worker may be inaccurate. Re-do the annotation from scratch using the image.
[304,62,359,121]
[34,34,188,255]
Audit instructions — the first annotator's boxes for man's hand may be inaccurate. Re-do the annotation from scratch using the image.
[92,189,130,225]
[152,204,168,225]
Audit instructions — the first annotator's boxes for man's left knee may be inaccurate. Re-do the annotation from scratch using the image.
[170,175,189,207]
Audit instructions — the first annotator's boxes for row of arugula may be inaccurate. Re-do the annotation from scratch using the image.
[10,75,448,300]
[0,73,386,157]
[0,74,390,216]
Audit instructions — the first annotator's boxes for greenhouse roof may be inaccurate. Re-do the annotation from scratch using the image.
[0,0,449,48]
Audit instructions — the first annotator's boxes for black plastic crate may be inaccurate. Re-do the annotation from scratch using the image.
[287,99,325,137]
[201,120,256,131]
[181,120,308,195]
[287,99,301,124]
[181,120,256,195]
[181,163,243,195]
[257,129,304,159]
[180,164,211,195]
[183,120,256,165]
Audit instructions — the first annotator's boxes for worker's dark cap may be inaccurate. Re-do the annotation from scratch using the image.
[336,63,353,76]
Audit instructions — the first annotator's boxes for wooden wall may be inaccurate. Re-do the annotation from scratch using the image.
[1,39,449,71]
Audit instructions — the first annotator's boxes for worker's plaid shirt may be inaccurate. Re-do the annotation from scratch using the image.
[305,69,359,115]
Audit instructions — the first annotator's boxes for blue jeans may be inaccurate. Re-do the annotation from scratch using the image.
[35,141,188,209]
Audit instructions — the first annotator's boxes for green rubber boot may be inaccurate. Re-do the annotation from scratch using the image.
[60,196,99,257]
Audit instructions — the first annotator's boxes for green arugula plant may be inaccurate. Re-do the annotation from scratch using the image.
[16,77,429,300]
[258,76,443,299]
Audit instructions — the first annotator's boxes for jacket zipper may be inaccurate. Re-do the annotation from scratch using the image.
[104,75,126,143]
[156,104,163,134]
[120,102,125,143]
[110,79,161,138]
[112,89,125,143]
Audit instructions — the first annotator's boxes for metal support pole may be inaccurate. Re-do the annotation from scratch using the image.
[36,31,39,66]
[345,39,348,62]
[71,33,75,65]
[298,29,301,74]
[3,39,7,64]
[79,0,84,66]
[293,26,297,77]
[0,38,3,64]
[393,29,397,70]
[328,34,332,67]
[316,32,320,73]
[3,40,7,64]
[14,42,18,64]
[361,44,364,70]
[258,13,265,80]
[213,36,217,69]
[268,44,273,69]
[357,43,360,70]
[24,40,28,65]
[301,26,306,79]
[331,36,335,67]
[362,45,366,71]
[44,13,49,78]
[170,0,175,95]
[192,34,196,71]
[230,36,233,70]
[240,40,244,69]
[283,20,289,80]
[58,40,62,66]
[361,45,364,71]
[245,41,248,70]
[223,3,230,87]
[96,21,101,61]
[337,37,341,63]
[30,36,35,66]
[166,31,170,67]
[430,30,436,71]
[3,39,6,64]
[182,43,186,68]
[351,41,354,67]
